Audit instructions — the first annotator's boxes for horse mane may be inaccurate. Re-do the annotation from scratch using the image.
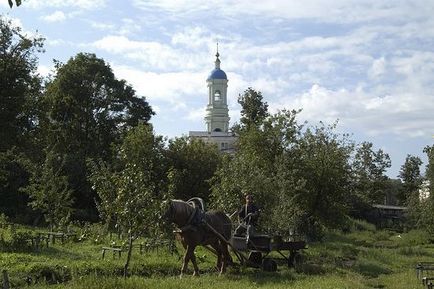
[171,199,195,220]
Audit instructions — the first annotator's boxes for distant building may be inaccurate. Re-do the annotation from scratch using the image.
[419,180,430,201]
[189,48,237,152]
[370,204,408,230]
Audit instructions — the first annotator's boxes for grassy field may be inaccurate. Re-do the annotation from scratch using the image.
[0,221,432,289]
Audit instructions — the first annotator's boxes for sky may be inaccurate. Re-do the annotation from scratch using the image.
[1,0,434,178]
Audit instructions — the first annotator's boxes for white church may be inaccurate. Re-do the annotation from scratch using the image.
[189,49,237,152]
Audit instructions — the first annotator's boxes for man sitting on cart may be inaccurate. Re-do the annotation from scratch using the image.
[235,194,260,236]
[238,194,260,225]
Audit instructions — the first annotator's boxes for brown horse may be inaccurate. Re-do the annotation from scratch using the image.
[165,199,232,276]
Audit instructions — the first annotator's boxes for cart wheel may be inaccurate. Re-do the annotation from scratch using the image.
[248,251,262,267]
[288,251,303,268]
[262,258,277,272]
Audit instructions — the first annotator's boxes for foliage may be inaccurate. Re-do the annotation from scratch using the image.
[0,150,30,217]
[89,124,170,276]
[235,87,269,131]
[166,137,221,203]
[8,0,22,8]
[398,154,422,201]
[41,53,154,219]
[0,16,43,152]
[0,17,44,221]
[349,142,391,217]
[382,178,404,206]
[289,122,354,239]
[211,109,302,231]
[416,145,434,234]
[24,151,73,230]
[89,124,168,235]
[212,88,354,240]
[405,146,434,234]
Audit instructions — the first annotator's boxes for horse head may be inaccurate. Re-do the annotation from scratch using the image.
[162,200,175,223]
[163,199,194,228]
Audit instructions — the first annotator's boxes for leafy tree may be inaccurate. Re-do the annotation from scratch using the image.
[211,109,301,229]
[24,151,73,230]
[0,17,44,220]
[89,124,169,277]
[350,141,391,217]
[8,0,22,8]
[382,178,404,206]
[398,154,422,201]
[236,87,269,131]
[166,137,221,203]
[424,145,434,193]
[0,16,43,152]
[0,149,33,220]
[419,145,434,234]
[289,122,353,240]
[212,105,354,241]
[42,53,154,219]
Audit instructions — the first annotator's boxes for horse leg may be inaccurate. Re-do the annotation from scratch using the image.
[180,245,191,278]
[211,242,222,271]
[189,246,200,276]
[219,242,230,275]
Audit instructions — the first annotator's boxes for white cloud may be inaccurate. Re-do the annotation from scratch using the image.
[185,106,206,121]
[274,84,434,138]
[117,18,142,36]
[40,11,66,22]
[25,0,106,10]
[171,26,212,48]
[37,65,53,77]
[111,64,205,105]
[87,21,115,31]
[132,0,434,24]
[92,35,211,71]
[369,57,386,79]
[79,1,434,145]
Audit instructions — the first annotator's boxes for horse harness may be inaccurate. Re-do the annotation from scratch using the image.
[177,206,207,233]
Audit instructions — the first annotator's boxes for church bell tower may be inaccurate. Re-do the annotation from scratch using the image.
[205,46,230,133]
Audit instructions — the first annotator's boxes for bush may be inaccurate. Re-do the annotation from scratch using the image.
[10,231,34,250]
[398,230,430,246]
[28,264,71,285]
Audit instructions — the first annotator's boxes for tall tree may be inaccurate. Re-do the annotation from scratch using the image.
[89,124,168,277]
[42,53,154,219]
[8,0,22,8]
[24,151,73,230]
[0,149,33,219]
[0,16,43,152]
[166,137,221,203]
[0,17,44,221]
[236,87,269,131]
[290,122,353,239]
[398,154,422,201]
[418,145,434,234]
[350,141,391,216]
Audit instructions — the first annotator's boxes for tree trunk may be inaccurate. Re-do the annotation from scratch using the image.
[2,270,10,289]
[123,233,133,278]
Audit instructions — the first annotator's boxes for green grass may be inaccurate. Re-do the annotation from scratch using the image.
[1,223,432,289]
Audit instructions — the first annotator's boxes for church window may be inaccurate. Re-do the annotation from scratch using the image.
[214,90,221,101]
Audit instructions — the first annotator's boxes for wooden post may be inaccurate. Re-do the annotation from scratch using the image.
[123,234,133,278]
[2,270,10,289]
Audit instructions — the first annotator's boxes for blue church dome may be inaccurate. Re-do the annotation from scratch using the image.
[207,68,227,80]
